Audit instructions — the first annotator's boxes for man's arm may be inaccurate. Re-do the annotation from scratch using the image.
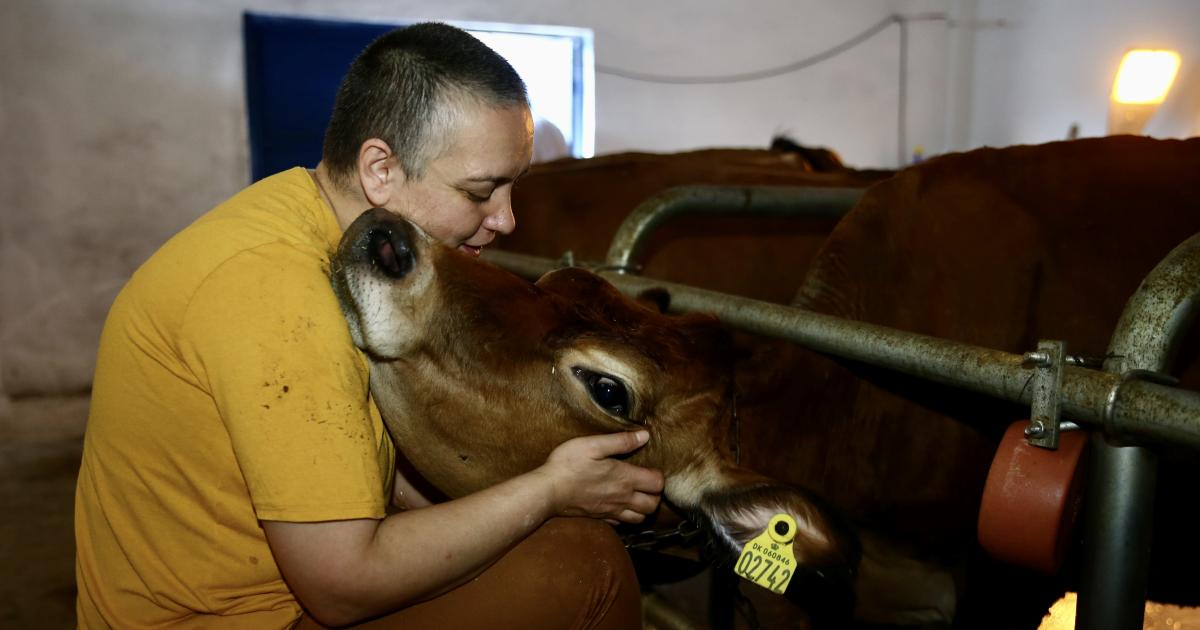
[263,430,662,627]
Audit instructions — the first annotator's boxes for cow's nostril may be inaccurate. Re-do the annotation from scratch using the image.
[367,228,414,279]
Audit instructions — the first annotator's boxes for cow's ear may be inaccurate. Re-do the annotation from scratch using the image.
[636,288,671,313]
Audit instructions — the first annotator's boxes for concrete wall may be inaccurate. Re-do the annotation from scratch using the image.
[968,0,1200,146]
[0,0,1196,399]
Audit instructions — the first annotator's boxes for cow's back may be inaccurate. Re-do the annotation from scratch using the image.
[502,148,891,304]
[800,136,1200,375]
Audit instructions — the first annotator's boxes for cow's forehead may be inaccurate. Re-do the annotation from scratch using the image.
[534,268,735,368]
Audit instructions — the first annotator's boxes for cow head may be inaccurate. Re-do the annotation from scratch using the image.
[332,208,858,600]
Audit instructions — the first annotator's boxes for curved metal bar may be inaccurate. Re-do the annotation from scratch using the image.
[1104,233,1200,376]
[481,249,1200,449]
[603,185,864,272]
[1078,232,1200,630]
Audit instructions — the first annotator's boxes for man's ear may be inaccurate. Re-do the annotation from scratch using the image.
[358,138,405,207]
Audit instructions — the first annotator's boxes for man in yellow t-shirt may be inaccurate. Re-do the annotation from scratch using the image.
[76,23,664,629]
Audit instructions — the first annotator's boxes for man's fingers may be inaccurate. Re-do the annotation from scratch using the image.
[617,509,646,524]
[544,431,664,523]
[628,491,661,516]
[608,460,664,494]
[628,466,665,494]
[578,430,649,458]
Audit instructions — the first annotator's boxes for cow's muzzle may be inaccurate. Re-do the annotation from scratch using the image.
[345,208,418,279]
[367,227,414,278]
[332,208,432,358]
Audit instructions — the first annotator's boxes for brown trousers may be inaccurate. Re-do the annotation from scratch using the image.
[295,518,642,630]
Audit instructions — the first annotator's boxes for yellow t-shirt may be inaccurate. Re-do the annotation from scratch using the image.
[75,168,396,629]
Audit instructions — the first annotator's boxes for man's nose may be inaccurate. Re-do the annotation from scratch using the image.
[482,190,516,235]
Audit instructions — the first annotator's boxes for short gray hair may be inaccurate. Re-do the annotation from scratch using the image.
[322,22,529,188]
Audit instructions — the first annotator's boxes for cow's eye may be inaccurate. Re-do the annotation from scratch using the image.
[572,367,632,419]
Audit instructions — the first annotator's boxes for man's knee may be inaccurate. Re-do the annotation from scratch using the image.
[521,518,641,628]
[524,517,637,586]
[535,518,629,560]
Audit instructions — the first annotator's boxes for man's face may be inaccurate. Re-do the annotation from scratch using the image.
[389,101,534,256]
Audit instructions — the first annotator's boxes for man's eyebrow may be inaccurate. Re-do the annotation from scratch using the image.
[463,167,531,184]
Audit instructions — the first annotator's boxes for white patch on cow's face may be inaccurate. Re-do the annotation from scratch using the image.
[663,458,724,507]
[333,217,440,360]
[350,261,435,359]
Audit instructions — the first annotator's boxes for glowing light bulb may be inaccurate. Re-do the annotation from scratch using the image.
[1107,49,1181,135]
[1112,49,1181,105]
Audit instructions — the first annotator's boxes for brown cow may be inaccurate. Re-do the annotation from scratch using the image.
[729,135,1200,626]
[502,148,892,304]
[331,208,861,626]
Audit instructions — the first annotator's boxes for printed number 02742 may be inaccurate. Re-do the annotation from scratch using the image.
[734,548,793,594]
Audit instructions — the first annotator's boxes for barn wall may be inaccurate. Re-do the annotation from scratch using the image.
[968,0,1200,147]
[0,0,1196,399]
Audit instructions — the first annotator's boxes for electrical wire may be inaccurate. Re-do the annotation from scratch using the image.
[596,13,946,85]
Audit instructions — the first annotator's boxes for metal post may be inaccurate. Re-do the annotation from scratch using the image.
[1077,233,1200,630]
[602,185,864,272]
[1077,443,1157,629]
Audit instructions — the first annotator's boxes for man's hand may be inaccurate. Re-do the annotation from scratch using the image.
[536,430,665,523]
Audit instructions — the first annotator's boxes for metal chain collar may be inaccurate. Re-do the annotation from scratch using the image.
[622,518,704,551]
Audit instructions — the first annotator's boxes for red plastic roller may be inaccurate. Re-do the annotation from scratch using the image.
[977,421,1089,574]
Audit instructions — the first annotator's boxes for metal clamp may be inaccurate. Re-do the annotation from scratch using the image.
[1023,340,1067,449]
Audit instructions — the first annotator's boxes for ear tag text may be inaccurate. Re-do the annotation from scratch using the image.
[734,513,797,595]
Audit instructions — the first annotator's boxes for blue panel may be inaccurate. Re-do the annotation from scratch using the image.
[243,13,400,182]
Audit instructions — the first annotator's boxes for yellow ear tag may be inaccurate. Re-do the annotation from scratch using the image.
[734,513,797,595]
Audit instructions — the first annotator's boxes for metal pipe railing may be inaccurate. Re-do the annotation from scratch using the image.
[1077,232,1200,630]
[603,185,864,271]
[482,248,1200,450]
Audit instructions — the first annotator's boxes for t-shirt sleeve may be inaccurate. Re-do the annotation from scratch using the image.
[178,242,392,522]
